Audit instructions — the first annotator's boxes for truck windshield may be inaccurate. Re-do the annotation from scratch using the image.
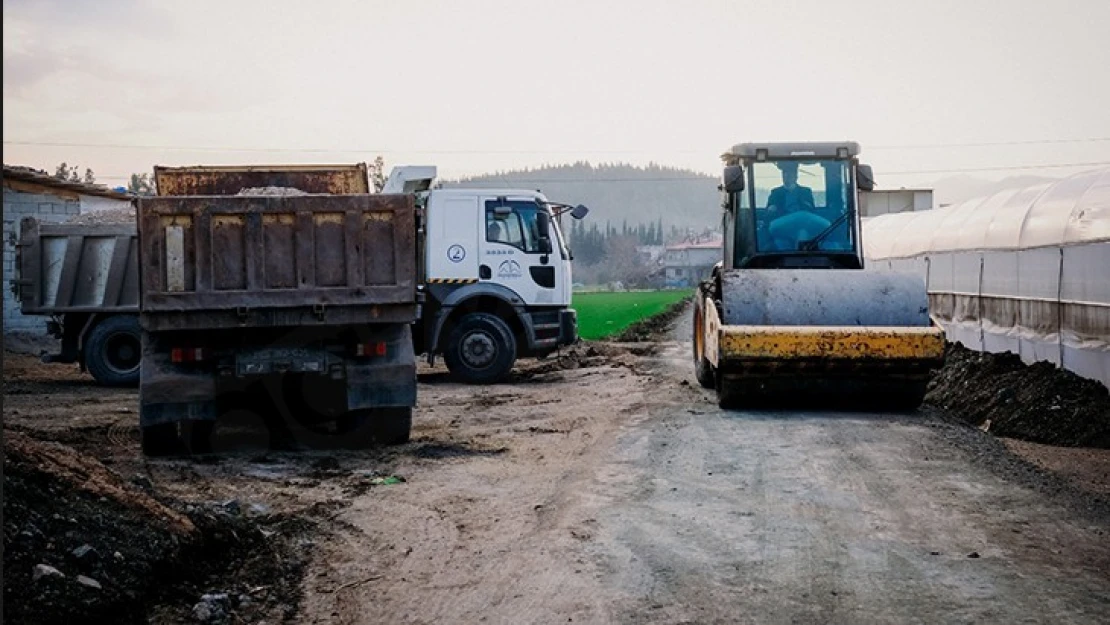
[751,159,855,253]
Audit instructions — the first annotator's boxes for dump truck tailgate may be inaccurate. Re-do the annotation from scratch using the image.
[15,218,139,314]
[137,194,416,331]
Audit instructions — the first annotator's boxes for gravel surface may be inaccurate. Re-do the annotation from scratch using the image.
[4,307,1109,624]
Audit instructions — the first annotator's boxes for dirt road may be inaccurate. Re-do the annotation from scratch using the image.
[5,321,1110,624]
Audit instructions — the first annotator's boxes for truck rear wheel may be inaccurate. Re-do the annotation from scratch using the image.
[443,313,516,384]
[84,315,141,387]
[337,407,413,447]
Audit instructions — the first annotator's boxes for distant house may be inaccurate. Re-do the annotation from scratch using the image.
[3,165,132,336]
[663,238,722,288]
[859,188,933,217]
[635,244,665,265]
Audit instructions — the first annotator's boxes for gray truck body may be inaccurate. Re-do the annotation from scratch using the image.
[13,219,142,385]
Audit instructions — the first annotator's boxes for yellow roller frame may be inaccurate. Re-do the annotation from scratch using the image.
[719,324,946,361]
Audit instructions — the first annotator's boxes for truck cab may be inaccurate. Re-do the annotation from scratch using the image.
[416,185,586,383]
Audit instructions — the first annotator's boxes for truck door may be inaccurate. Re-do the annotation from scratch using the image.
[480,197,557,305]
[425,195,480,282]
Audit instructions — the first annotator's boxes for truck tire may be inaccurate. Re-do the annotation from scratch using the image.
[692,297,716,389]
[337,407,412,448]
[141,423,181,457]
[84,315,141,387]
[443,312,516,384]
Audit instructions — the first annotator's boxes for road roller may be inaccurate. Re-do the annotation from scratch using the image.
[692,141,945,408]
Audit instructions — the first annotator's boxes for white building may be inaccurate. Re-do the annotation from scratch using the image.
[859,188,933,217]
[663,239,722,287]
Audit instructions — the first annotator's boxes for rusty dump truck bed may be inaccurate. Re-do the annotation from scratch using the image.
[153,163,370,196]
[16,219,140,314]
[137,193,417,331]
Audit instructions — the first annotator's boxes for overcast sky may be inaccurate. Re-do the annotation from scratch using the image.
[4,0,1110,189]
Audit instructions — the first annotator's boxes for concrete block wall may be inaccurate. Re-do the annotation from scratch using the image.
[3,189,81,335]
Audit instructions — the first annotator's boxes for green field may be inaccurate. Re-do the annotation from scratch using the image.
[573,290,693,340]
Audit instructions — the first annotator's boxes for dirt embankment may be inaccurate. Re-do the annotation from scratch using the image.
[2,430,315,625]
[614,297,692,342]
[926,342,1110,448]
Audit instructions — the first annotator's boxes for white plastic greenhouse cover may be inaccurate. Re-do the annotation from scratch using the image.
[865,168,1110,258]
[862,167,1110,388]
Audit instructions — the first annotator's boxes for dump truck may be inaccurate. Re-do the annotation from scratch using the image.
[133,163,426,455]
[13,218,141,386]
[691,141,946,408]
[15,164,587,392]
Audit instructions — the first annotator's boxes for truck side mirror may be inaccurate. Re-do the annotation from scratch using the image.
[571,204,589,220]
[857,164,875,192]
[723,165,745,193]
[536,211,554,254]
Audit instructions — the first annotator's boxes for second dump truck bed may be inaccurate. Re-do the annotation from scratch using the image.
[137,193,417,331]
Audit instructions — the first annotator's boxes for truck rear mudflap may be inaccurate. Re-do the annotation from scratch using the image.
[715,323,946,409]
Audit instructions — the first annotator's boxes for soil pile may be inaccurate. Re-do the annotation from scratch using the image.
[614,297,692,342]
[520,342,640,377]
[66,207,136,225]
[3,431,313,624]
[925,343,1110,448]
[236,187,308,196]
[3,332,59,356]
[3,430,196,624]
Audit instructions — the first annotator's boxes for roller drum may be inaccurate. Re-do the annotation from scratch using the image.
[719,269,931,328]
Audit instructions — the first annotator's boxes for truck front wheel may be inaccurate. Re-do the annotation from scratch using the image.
[443,312,516,384]
[84,315,142,387]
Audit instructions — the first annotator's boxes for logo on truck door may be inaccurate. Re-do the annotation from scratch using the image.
[447,244,466,263]
[497,259,522,279]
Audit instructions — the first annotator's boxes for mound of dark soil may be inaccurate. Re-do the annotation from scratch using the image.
[925,343,1110,448]
[614,297,692,342]
[3,431,313,624]
[512,342,644,380]
[3,431,196,624]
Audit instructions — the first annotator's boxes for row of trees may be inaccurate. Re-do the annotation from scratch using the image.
[53,163,96,184]
[565,218,665,265]
[51,161,157,195]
